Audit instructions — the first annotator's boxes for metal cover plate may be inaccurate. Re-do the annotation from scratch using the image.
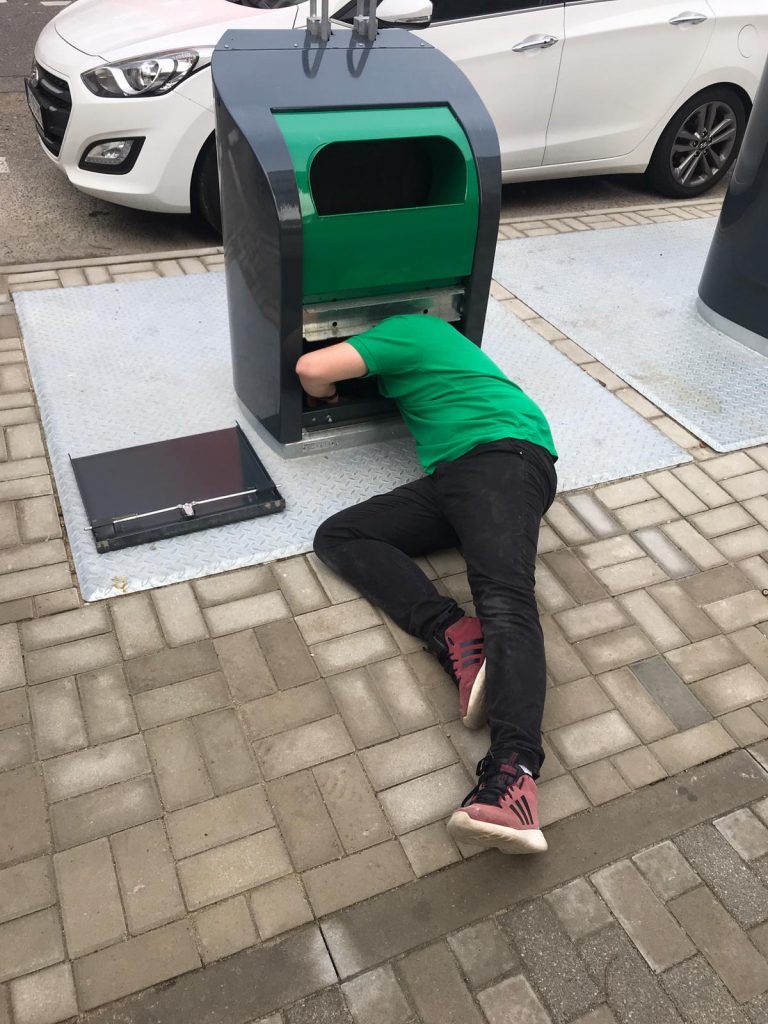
[493,218,768,453]
[71,426,284,553]
[14,275,688,601]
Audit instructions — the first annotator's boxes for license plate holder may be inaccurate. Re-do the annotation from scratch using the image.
[25,82,44,132]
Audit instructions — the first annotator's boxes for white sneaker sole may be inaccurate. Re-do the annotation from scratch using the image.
[447,810,548,855]
[461,660,487,730]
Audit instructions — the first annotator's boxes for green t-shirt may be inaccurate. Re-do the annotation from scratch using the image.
[347,315,557,474]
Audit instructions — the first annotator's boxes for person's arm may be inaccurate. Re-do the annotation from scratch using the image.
[295,342,369,400]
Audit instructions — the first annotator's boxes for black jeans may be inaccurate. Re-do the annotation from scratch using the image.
[313,438,557,774]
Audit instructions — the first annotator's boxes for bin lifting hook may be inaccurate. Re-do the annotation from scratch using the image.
[307,0,377,42]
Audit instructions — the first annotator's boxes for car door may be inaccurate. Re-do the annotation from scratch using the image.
[543,0,716,165]
[409,1,566,171]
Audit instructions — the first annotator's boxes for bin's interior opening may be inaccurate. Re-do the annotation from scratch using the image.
[300,336,398,429]
[310,136,467,216]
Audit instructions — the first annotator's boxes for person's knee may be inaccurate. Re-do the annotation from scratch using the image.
[313,510,355,563]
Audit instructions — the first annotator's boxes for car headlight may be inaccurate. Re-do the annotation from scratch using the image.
[81,49,208,98]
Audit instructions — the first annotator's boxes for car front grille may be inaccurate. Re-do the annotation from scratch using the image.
[28,62,72,156]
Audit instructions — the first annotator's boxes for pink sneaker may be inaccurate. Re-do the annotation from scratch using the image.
[447,754,547,855]
[443,616,486,730]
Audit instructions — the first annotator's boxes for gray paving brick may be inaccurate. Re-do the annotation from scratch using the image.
[214,630,276,701]
[577,535,645,570]
[566,492,623,538]
[254,619,317,689]
[715,810,768,861]
[538,774,591,826]
[193,707,259,793]
[615,498,677,532]
[267,768,342,872]
[579,924,682,1024]
[25,634,121,685]
[109,593,164,659]
[360,726,458,792]
[16,495,61,545]
[379,762,471,834]
[592,859,694,971]
[650,721,736,775]
[310,626,398,677]
[257,715,354,781]
[0,724,32,771]
[55,838,125,957]
[285,988,353,1024]
[203,591,291,637]
[307,552,360,604]
[296,599,381,646]
[111,820,185,934]
[33,589,79,617]
[273,556,329,616]
[194,895,257,964]
[618,591,688,651]
[715,526,768,562]
[21,606,110,653]
[630,656,711,730]
[662,955,750,1024]
[597,478,658,509]
[134,671,229,728]
[704,591,768,632]
[73,919,201,1011]
[304,840,413,917]
[0,457,47,483]
[248,874,313,940]
[193,565,277,607]
[124,640,221,694]
[178,829,292,910]
[650,582,720,641]
[77,664,138,744]
[166,784,273,859]
[152,583,208,646]
[543,677,614,731]
[669,886,768,1002]
[536,560,577,612]
[571,1009,618,1024]
[29,677,87,758]
[400,820,461,877]
[633,840,700,901]
[314,754,390,854]
[241,679,335,741]
[447,920,519,989]
[549,711,640,768]
[692,505,756,538]
[544,549,608,603]
[576,627,656,675]
[0,909,64,984]
[732,627,768,679]
[720,706,768,746]
[723,470,768,502]
[10,961,78,1024]
[702,452,760,481]
[327,669,398,748]
[676,824,768,927]
[547,500,595,545]
[649,470,708,515]
[742,555,768,591]
[367,657,437,733]
[555,599,630,643]
[595,556,669,595]
[0,563,70,606]
[666,635,747,683]
[0,623,24,691]
[398,941,483,1024]
[478,975,553,1024]
[342,964,411,1024]
[634,526,698,578]
[662,520,727,571]
[0,856,54,925]
[692,665,768,716]
[674,464,731,508]
[145,720,213,810]
[541,617,590,683]
[0,766,49,868]
[51,775,162,851]
[43,734,150,802]
[0,504,20,550]
[0,598,31,625]
[0,478,55,504]
[406,649,460,720]
[544,878,613,940]
[501,899,600,1023]
[0,687,26,731]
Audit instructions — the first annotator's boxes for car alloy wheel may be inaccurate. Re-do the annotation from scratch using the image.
[670,100,739,189]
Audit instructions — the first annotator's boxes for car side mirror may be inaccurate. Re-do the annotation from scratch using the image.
[376,0,432,27]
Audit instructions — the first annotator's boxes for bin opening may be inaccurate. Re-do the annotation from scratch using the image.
[310,136,467,216]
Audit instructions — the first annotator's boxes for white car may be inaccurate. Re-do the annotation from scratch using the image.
[28,0,768,231]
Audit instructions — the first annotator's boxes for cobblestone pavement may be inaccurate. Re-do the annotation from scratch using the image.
[0,196,767,1022]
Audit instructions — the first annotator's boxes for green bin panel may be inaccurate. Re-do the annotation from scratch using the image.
[273,107,479,302]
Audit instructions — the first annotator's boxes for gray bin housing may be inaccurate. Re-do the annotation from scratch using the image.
[212,27,501,450]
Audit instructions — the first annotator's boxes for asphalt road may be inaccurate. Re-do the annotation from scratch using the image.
[0,0,727,267]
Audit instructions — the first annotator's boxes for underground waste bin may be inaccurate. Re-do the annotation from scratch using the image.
[211,8,501,454]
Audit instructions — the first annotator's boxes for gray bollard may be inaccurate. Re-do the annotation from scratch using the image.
[698,59,768,358]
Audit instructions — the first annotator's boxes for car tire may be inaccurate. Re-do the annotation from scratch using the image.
[192,135,222,235]
[646,86,747,199]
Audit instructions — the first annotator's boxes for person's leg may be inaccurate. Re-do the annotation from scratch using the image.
[314,478,463,644]
[435,439,557,774]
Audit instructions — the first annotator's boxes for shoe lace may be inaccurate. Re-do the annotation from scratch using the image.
[461,753,520,807]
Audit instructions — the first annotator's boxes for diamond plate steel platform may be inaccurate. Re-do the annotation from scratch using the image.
[493,218,768,453]
[14,274,688,601]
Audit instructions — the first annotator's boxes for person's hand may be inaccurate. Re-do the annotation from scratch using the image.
[305,390,341,409]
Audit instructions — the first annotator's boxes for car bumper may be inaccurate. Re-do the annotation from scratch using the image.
[30,24,214,214]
